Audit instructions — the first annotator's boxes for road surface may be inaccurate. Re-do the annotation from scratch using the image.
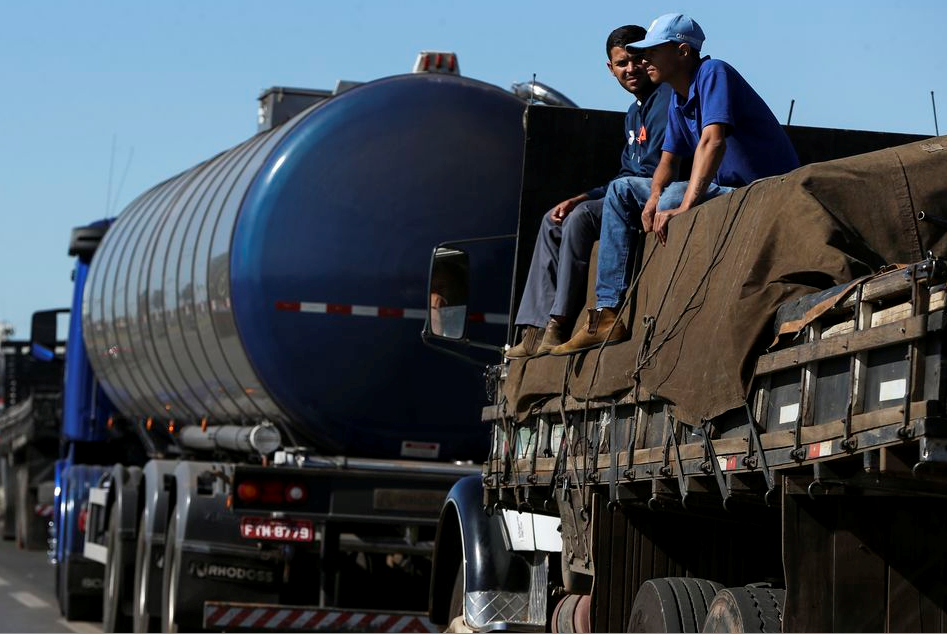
[0,538,102,633]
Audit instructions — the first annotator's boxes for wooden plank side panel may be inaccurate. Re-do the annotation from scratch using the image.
[886,498,947,632]
[757,315,927,375]
[783,492,835,632]
[592,494,610,632]
[608,507,627,632]
[832,500,887,632]
[625,512,639,631]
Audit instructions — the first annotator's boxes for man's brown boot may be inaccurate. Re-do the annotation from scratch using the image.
[536,319,567,355]
[505,325,544,359]
[550,307,628,355]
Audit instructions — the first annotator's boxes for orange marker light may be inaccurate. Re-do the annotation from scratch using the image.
[146,417,153,431]
[201,417,208,432]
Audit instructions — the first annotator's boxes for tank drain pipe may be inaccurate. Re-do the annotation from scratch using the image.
[178,421,282,456]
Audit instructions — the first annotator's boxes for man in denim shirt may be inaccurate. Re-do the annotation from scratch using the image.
[553,13,799,354]
[507,24,672,359]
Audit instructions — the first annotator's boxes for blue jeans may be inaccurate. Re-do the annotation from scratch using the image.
[595,177,733,309]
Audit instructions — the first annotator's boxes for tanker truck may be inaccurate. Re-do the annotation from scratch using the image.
[37,54,571,632]
[422,102,947,632]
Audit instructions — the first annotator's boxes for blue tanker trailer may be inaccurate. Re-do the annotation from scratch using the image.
[36,55,561,632]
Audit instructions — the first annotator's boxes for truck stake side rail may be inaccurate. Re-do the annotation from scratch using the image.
[482,259,947,509]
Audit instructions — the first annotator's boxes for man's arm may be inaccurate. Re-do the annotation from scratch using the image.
[641,151,681,232]
[653,123,727,244]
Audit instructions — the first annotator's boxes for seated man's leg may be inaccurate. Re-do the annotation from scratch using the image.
[550,199,604,322]
[536,199,604,354]
[656,180,734,213]
[513,212,563,328]
[507,211,564,358]
[552,177,652,354]
[594,177,653,309]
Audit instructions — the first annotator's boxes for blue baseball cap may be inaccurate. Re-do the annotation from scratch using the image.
[626,13,705,52]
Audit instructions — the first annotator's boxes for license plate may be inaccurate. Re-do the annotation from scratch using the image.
[239,516,314,542]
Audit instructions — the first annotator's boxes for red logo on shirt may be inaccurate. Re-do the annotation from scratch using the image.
[636,125,647,144]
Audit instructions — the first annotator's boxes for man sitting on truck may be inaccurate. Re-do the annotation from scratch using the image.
[552,13,799,354]
[506,24,672,359]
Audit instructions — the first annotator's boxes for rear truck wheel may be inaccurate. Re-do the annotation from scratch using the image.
[552,594,592,633]
[627,578,724,633]
[103,509,134,632]
[58,552,104,622]
[161,507,180,633]
[133,509,160,633]
[161,506,203,633]
[700,586,785,633]
[443,565,478,632]
[448,565,464,620]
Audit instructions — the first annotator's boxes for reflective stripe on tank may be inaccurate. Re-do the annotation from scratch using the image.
[275,301,507,324]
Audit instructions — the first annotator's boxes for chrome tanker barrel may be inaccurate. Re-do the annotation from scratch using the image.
[82,73,525,460]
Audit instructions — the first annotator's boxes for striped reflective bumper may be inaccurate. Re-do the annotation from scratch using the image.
[276,301,507,324]
[203,603,436,632]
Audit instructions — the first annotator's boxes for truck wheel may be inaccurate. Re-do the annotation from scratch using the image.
[58,555,103,622]
[627,578,724,632]
[161,508,181,633]
[444,565,475,632]
[103,509,134,632]
[448,566,464,622]
[161,507,201,633]
[701,586,784,633]
[133,509,160,633]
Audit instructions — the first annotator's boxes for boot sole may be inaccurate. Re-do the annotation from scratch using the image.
[548,336,626,356]
[505,349,552,361]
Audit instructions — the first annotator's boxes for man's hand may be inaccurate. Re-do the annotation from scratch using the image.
[549,195,588,225]
[653,207,687,246]
[641,194,660,233]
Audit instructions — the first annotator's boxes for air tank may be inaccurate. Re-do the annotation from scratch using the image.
[82,73,525,460]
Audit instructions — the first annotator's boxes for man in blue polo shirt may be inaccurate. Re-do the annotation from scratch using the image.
[506,24,673,359]
[552,13,799,354]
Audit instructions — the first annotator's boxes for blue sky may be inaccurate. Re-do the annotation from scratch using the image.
[1,1,945,337]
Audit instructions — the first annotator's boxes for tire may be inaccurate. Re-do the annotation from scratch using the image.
[161,507,201,633]
[627,578,725,632]
[701,586,785,633]
[103,509,134,632]
[59,554,103,622]
[133,509,160,633]
[448,565,464,623]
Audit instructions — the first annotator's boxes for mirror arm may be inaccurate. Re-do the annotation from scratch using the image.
[421,334,498,367]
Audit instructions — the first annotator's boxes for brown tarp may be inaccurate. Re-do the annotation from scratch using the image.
[505,136,947,423]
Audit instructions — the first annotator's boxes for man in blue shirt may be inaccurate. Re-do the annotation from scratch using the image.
[552,13,799,354]
[507,24,673,359]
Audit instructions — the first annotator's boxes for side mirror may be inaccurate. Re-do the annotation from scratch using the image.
[30,309,69,362]
[421,234,515,361]
[426,247,470,341]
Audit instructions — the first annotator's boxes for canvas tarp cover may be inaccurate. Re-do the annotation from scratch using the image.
[504,136,947,423]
